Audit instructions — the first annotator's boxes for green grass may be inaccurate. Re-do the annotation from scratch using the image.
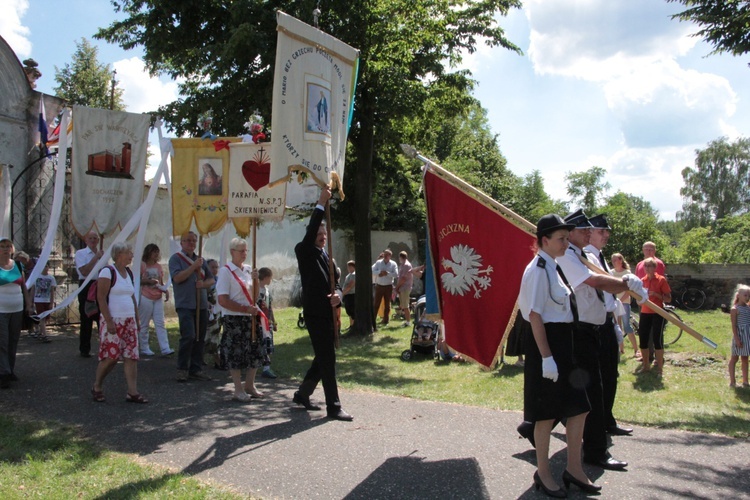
[7,308,746,497]
[261,307,750,438]
[0,414,249,499]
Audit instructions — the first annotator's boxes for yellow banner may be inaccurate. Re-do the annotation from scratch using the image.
[170,138,251,237]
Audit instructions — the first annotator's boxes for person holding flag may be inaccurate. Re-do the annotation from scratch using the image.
[557,209,646,472]
[518,214,597,497]
[292,187,352,421]
[169,232,215,383]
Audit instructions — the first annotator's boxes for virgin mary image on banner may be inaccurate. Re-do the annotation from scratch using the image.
[198,158,223,196]
[307,80,331,137]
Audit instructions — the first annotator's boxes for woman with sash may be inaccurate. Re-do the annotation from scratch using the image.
[216,238,265,402]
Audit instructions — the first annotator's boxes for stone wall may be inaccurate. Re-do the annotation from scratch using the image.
[666,264,750,310]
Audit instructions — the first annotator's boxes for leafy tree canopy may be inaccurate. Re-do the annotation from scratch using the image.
[679,136,750,229]
[597,191,669,266]
[667,0,750,63]
[565,166,610,214]
[54,38,125,110]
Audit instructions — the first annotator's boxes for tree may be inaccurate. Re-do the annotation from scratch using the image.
[598,191,669,266]
[565,166,610,214]
[667,0,750,65]
[54,38,125,110]
[509,170,568,223]
[679,137,750,229]
[97,0,522,335]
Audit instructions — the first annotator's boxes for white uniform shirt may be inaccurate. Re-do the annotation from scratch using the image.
[216,263,254,316]
[584,244,617,313]
[518,250,573,324]
[556,243,606,325]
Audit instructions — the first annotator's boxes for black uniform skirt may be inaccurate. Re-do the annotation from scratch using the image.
[523,321,591,422]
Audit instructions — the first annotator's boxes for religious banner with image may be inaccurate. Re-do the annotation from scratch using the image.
[170,137,244,236]
[71,105,149,237]
[270,10,359,209]
[228,142,285,220]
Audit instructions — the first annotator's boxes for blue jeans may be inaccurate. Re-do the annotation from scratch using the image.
[622,303,634,334]
[176,308,207,373]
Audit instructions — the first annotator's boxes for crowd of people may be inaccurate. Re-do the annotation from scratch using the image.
[2,194,747,493]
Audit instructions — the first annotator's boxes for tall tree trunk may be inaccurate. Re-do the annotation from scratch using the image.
[353,111,375,336]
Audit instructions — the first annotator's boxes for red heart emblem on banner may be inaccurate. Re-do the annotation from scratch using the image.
[242,160,270,191]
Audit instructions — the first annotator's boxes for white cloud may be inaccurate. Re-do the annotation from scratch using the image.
[0,0,31,58]
[113,57,180,113]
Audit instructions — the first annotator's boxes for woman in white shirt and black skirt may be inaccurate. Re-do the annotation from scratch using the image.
[518,214,599,497]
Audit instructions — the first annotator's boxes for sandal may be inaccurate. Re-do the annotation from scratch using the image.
[126,393,149,404]
[91,388,105,402]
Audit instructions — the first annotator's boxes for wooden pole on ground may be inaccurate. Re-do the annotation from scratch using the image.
[195,234,202,335]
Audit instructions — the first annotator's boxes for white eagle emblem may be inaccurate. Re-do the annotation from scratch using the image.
[440,244,493,298]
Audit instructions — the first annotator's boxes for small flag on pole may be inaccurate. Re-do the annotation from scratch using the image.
[38,96,49,156]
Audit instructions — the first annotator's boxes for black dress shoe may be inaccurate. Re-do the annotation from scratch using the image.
[533,471,566,498]
[562,470,602,494]
[517,421,536,448]
[606,425,633,436]
[327,408,354,421]
[293,391,321,411]
[584,453,628,470]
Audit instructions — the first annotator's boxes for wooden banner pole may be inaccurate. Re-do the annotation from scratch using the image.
[196,234,202,338]
[251,218,258,343]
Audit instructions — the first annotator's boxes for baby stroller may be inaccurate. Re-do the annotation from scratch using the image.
[401,295,439,361]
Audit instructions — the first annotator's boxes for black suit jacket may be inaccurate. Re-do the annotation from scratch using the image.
[295,206,341,319]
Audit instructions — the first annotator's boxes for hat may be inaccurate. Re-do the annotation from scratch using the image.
[0,236,11,244]
[536,214,575,236]
[564,208,592,229]
[588,214,611,230]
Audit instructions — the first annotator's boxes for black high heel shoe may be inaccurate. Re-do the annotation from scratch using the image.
[533,471,567,498]
[562,470,602,494]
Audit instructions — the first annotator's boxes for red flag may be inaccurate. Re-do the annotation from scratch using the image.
[425,169,535,367]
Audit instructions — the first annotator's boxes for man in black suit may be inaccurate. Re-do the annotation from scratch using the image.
[292,187,353,421]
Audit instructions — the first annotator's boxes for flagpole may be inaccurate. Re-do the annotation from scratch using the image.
[325,201,340,349]
[196,234,202,338]
[251,218,258,343]
[401,144,536,234]
[400,144,716,350]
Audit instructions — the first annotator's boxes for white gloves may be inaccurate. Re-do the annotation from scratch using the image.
[623,273,640,291]
[623,273,648,305]
[542,356,559,382]
[632,282,648,305]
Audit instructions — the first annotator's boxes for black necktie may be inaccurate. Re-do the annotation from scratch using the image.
[581,249,604,303]
[598,251,610,272]
[556,264,579,323]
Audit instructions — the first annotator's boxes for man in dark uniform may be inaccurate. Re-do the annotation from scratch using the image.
[292,186,353,421]
[585,214,633,437]
[557,209,646,471]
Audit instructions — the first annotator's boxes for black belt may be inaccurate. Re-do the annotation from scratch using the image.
[376,284,391,287]
[578,322,601,331]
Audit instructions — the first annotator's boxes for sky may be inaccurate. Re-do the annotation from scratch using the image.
[3,0,749,221]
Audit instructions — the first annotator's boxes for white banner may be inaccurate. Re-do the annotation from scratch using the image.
[71,105,149,237]
[228,142,285,220]
[271,11,359,208]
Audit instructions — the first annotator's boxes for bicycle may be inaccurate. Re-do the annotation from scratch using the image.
[630,303,684,346]
[679,287,706,311]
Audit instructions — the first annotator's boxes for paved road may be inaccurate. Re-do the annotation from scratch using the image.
[3,330,750,499]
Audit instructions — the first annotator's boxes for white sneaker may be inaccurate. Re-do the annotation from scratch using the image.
[140,350,155,356]
[160,349,175,356]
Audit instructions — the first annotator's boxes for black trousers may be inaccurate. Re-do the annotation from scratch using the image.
[599,316,620,428]
[574,322,608,460]
[298,314,340,411]
[77,281,99,355]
